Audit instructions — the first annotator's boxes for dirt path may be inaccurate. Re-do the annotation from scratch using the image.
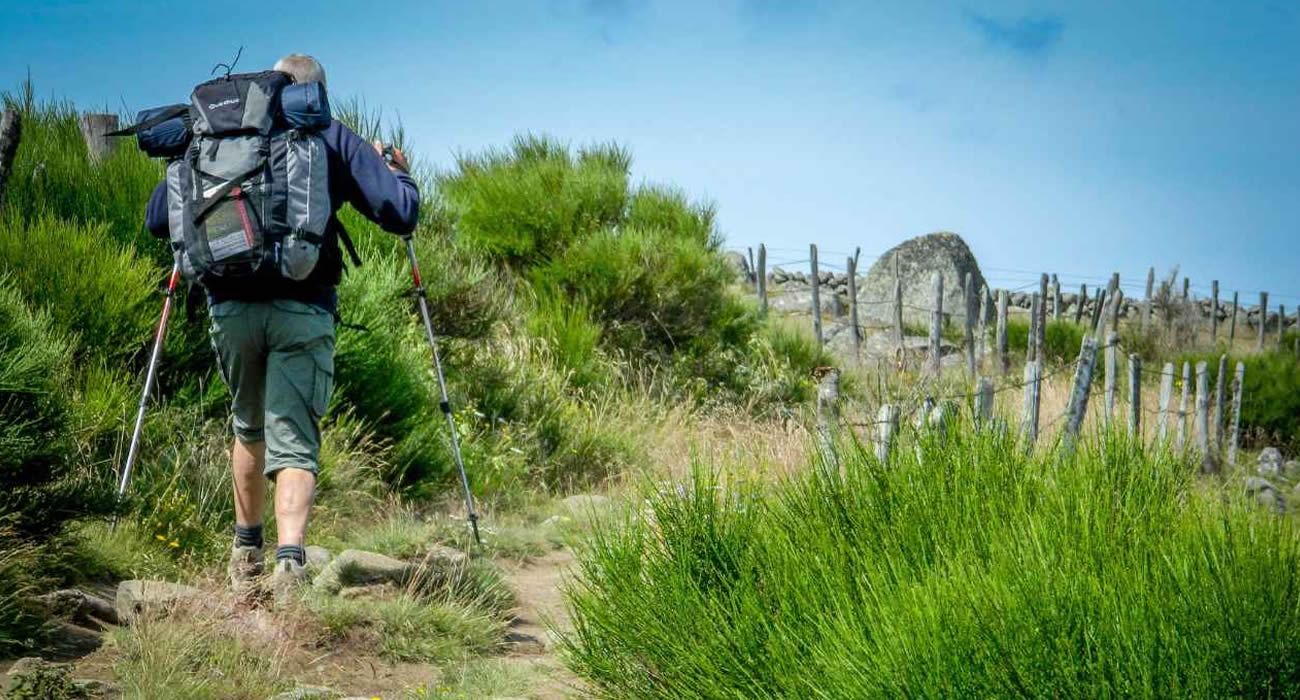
[501,548,583,699]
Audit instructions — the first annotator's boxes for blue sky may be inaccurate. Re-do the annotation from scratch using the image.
[2,0,1297,304]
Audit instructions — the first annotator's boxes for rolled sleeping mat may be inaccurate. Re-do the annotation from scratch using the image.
[280,82,331,130]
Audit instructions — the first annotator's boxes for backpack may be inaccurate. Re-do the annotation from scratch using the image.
[118,71,336,285]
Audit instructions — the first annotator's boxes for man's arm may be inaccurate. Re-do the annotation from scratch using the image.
[145,182,169,238]
[328,121,419,236]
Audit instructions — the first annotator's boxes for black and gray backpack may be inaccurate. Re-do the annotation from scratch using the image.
[118,71,336,284]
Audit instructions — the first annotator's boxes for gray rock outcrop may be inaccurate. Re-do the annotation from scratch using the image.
[1245,477,1286,515]
[1258,447,1284,476]
[114,580,200,624]
[857,232,986,327]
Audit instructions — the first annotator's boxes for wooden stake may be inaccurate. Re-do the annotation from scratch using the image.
[1228,361,1245,466]
[1214,354,1227,455]
[810,244,823,346]
[1210,280,1219,344]
[1075,283,1087,324]
[78,113,119,162]
[930,271,943,376]
[996,289,1009,374]
[1092,289,1107,335]
[978,285,990,371]
[875,404,897,463]
[1176,362,1191,455]
[1109,289,1124,335]
[1052,274,1061,322]
[1104,331,1118,428]
[1194,361,1210,456]
[1144,266,1155,330]
[1022,359,1041,449]
[975,376,994,430]
[1157,362,1174,445]
[964,272,976,378]
[893,253,904,354]
[1229,291,1238,345]
[757,244,767,316]
[1063,335,1099,452]
[1278,303,1286,347]
[1258,291,1268,351]
[847,256,861,363]
[1029,292,1041,362]
[1128,354,1142,438]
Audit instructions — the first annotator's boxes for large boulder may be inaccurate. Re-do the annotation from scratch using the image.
[857,232,987,327]
[1258,447,1285,476]
[114,580,200,624]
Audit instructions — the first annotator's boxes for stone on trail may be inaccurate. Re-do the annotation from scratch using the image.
[1258,447,1285,476]
[267,687,341,700]
[1245,477,1286,515]
[312,549,415,595]
[114,580,201,623]
[305,545,333,572]
[36,588,119,627]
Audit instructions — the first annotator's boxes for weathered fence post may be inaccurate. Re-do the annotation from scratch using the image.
[1075,283,1087,324]
[1063,335,1100,452]
[893,253,904,356]
[930,272,943,376]
[1028,292,1041,362]
[1176,362,1191,455]
[975,376,994,430]
[1210,280,1219,344]
[847,256,860,363]
[1144,266,1155,330]
[1158,362,1174,445]
[1128,354,1142,438]
[996,289,1009,374]
[817,367,841,459]
[757,244,767,316]
[1214,354,1227,454]
[1228,361,1245,466]
[1257,291,1268,351]
[1109,289,1124,335]
[810,244,823,346]
[1182,277,1189,301]
[0,109,20,209]
[978,285,990,371]
[1229,291,1238,345]
[1052,274,1061,322]
[964,272,976,378]
[1092,289,1107,335]
[1278,304,1286,347]
[1038,273,1049,331]
[1194,361,1210,456]
[1104,331,1118,427]
[79,112,119,163]
[875,404,898,463]
[1022,360,1041,450]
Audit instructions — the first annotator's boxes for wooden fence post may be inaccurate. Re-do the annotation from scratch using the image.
[1063,335,1100,452]
[996,289,1009,374]
[930,272,943,376]
[1158,362,1174,445]
[1129,354,1142,438]
[78,112,119,163]
[1092,289,1107,335]
[0,109,20,209]
[810,245,823,346]
[1278,304,1286,347]
[1104,331,1118,427]
[978,285,990,371]
[1214,354,1227,454]
[1257,291,1267,351]
[1022,360,1041,450]
[747,247,756,289]
[875,404,898,463]
[1229,291,1238,345]
[975,376,994,430]
[1210,280,1219,344]
[1028,292,1041,362]
[1052,274,1061,322]
[1194,361,1210,456]
[1075,283,1087,324]
[1038,274,1049,359]
[1176,362,1191,455]
[893,253,904,355]
[964,272,976,378]
[757,244,767,316]
[847,256,861,363]
[1110,289,1124,335]
[1228,361,1245,466]
[1144,266,1155,330]
[1182,277,1189,301]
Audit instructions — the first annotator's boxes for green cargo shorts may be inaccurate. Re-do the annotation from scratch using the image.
[209,299,335,477]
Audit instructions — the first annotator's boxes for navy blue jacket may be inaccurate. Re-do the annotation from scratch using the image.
[146,120,419,313]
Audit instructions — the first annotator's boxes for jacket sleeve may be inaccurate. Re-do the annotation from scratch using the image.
[145,182,170,239]
[333,122,420,236]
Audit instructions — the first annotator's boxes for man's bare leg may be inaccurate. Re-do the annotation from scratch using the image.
[232,439,266,526]
[273,468,316,548]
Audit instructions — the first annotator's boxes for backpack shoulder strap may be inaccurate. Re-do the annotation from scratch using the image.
[337,227,362,268]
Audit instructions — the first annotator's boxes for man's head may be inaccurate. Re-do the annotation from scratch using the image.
[273,54,326,87]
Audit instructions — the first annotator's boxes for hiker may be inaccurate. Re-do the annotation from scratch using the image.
[142,54,419,599]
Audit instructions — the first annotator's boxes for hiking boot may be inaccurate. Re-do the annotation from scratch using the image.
[271,558,308,606]
[227,544,264,592]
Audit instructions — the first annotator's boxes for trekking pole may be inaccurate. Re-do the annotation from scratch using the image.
[402,236,482,545]
[113,258,182,527]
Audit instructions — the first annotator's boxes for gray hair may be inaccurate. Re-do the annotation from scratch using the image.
[273,54,326,86]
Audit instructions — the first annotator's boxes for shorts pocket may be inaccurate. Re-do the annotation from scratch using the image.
[311,363,334,418]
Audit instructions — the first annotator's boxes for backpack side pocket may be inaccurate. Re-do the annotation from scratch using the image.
[279,133,329,281]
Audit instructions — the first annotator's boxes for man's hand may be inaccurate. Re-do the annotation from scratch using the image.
[373,140,410,174]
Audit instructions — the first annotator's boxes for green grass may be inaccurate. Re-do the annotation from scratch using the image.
[307,593,506,663]
[1175,349,1300,454]
[1004,317,1088,365]
[561,425,1300,697]
[110,617,288,699]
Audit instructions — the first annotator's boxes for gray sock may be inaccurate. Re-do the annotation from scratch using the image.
[234,523,263,549]
[276,544,305,566]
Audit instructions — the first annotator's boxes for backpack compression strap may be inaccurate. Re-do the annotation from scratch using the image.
[105,105,189,137]
[192,160,266,224]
